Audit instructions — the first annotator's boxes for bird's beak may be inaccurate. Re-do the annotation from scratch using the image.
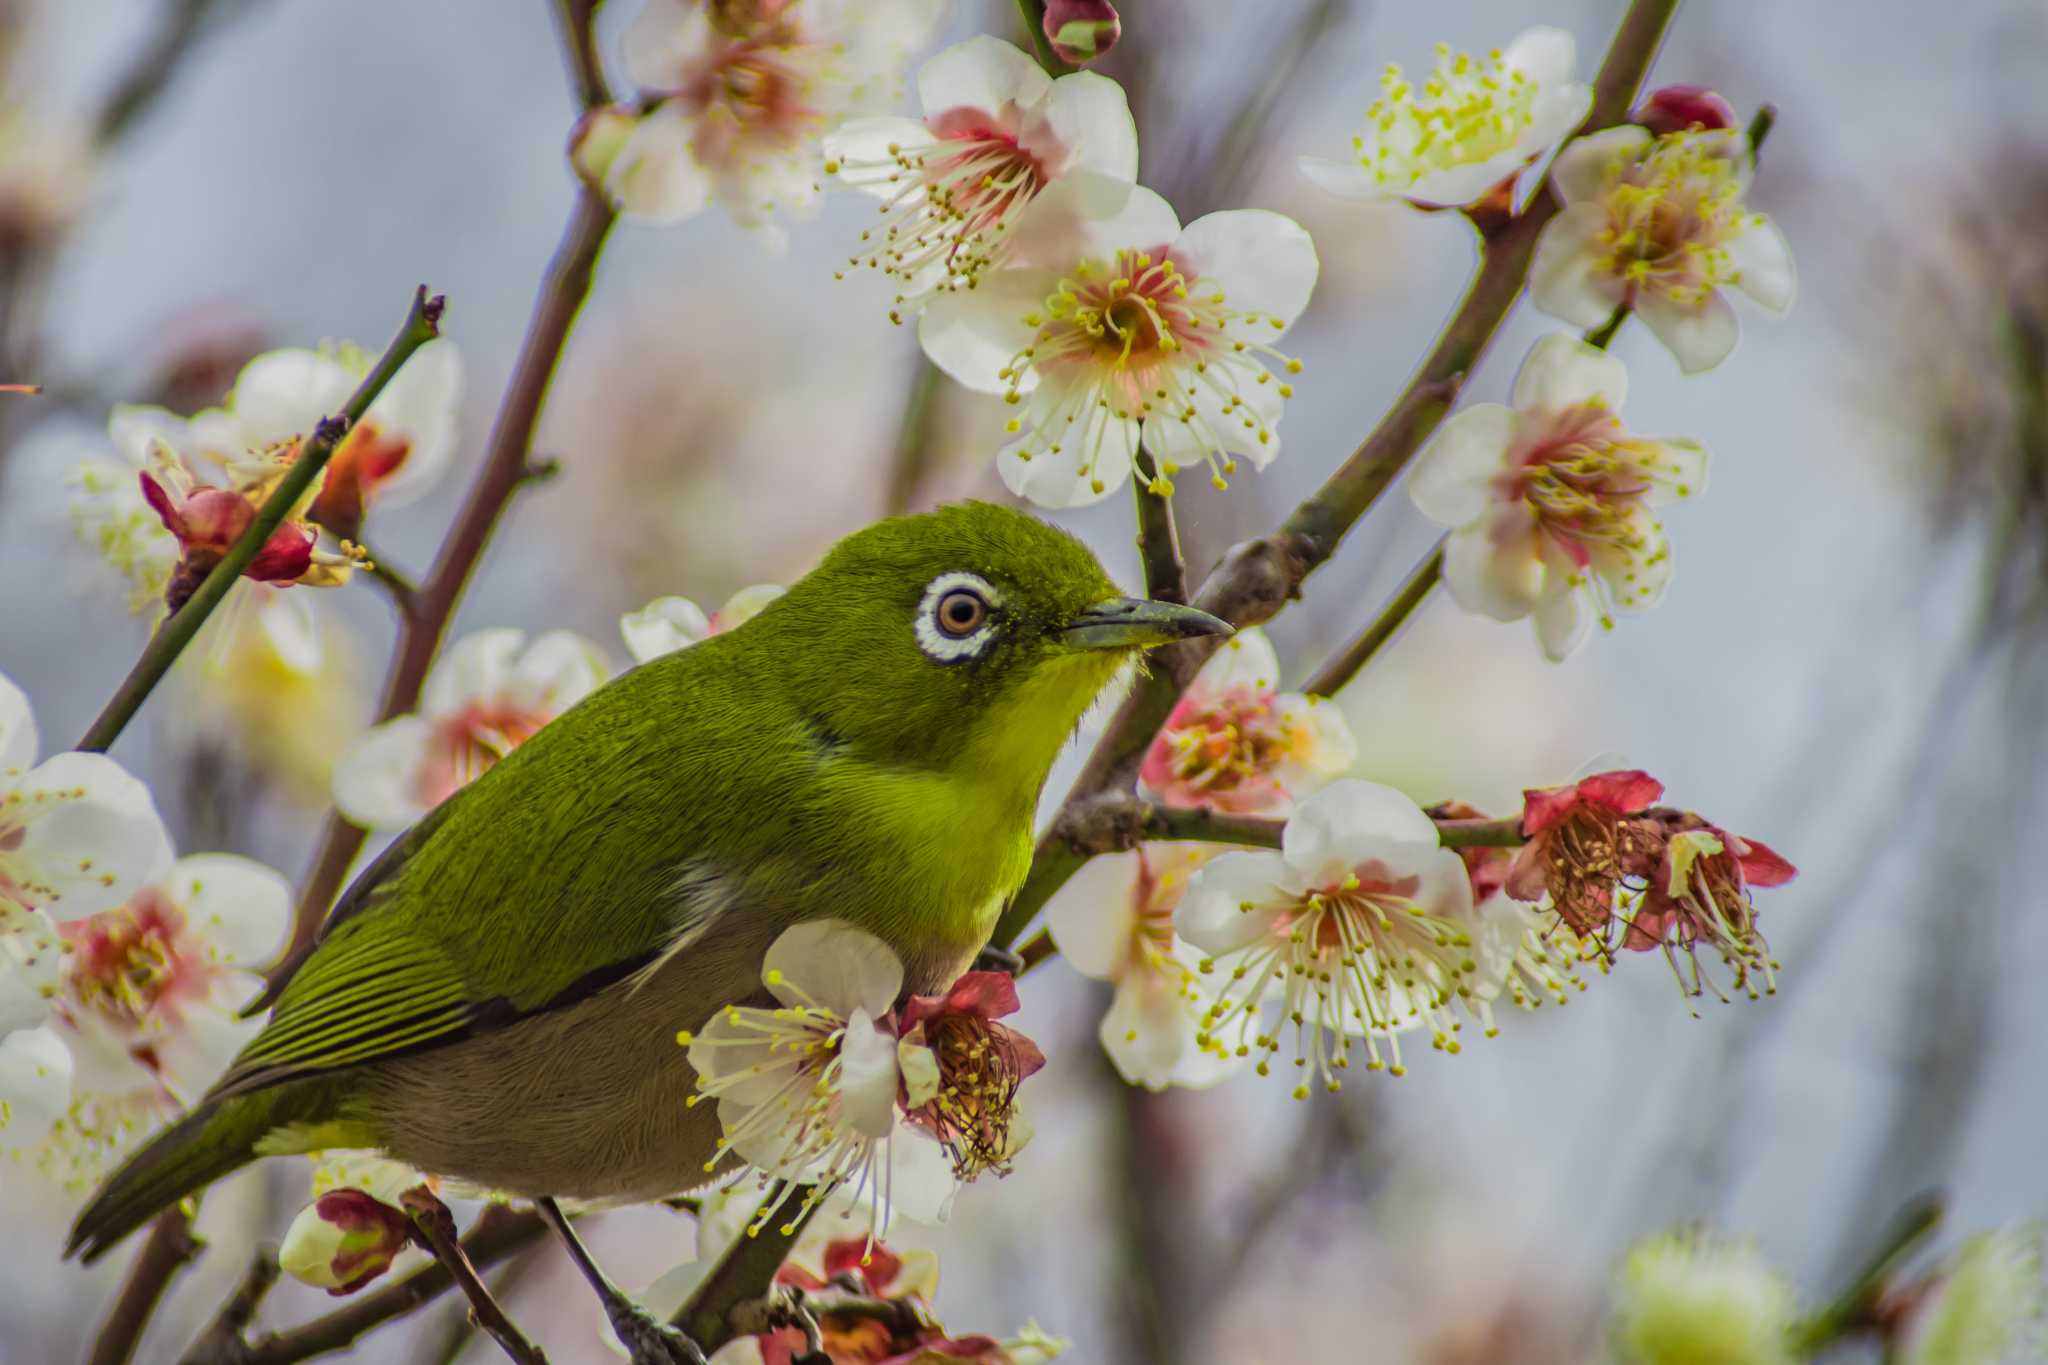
[1060,597,1234,650]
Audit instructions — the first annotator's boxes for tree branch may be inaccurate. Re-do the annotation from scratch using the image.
[1134,449,1188,605]
[77,287,443,756]
[1302,542,1443,698]
[87,1208,202,1365]
[1790,1192,1944,1353]
[672,1188,812,1354]
[988,0,1683,953]
[177,1246,280,1364]
[400,1191,549,1365]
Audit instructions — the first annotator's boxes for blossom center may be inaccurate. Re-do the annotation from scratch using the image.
[1163,688,1292,796]
[903,1012,1030,1179]
[60,891,202,1028]
[414,703,552,809]
[683,37,822,163]
[1355,45,1540,186]
[1593,133,1757,306]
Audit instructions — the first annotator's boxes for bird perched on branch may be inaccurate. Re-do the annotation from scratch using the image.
[69,502,1224,1280]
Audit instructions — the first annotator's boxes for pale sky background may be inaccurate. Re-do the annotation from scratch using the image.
[1,1,2044,1361]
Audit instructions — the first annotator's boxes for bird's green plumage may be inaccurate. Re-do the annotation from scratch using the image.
[69,502,1221,1260]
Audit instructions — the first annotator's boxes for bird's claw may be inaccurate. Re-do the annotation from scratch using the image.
[609,1302,707,1365]
[973,944,1024,976]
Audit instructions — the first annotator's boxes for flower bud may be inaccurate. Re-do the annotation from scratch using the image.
[1043,0,1121,65]
[1607,1230,1799,1365]
[279,1188,413,1295]
[569,105,638,191]
[1633,85,1738,136]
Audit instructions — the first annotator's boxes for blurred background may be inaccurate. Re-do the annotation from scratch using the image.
[2,0,2045,1360]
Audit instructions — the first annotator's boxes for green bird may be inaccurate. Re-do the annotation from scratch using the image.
[69,501,1225,1263]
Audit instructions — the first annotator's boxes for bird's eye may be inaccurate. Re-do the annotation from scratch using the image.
[936,588,989,638]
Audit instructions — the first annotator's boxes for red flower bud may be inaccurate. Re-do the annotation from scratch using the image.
[1634,85,1738,136]
[1043,0,1121,65]
[279,1189,414,1295]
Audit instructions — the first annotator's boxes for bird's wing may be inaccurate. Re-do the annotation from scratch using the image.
[208,643,796,1100]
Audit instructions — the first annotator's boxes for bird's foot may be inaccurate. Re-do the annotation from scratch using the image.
[973,944,1024,976]
[607,1301,707,1365]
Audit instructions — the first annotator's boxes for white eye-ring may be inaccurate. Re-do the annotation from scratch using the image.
[915,572,1002,663]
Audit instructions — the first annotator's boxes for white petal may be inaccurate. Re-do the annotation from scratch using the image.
[1548,126,1650,205]
[1174,850,1292,955]
[917,35,1051,118]
[151,984,262,1100]
[167,853,290,968]
[1441,511,1546,622]
[837,1009,903,1140]
[1512,333,1629,414]
[1098,972,1194,1090]
[360,339,464,507]
[230,348,359,449]
[1273,693,1357,777]
[1044,71,1139,180]
[1522,82,1593,157]
[0,671,36,773]
[1010,173,1177,271]
[503,631,609,712]
[4,753,173,922]
[821,116,936,198]
[0,1024,72,1142]
[995,409,1136,509]
[621,596,712,663]
[1528,203,1625,327]
[1176,210,1318,328]
[1195,626,1284,694]
[107,405,200,468]
[1727,219,1796,313]
[713,585,784,632]
[0,912,62,1034]
[422,628,526,717]
[1405,154,1525,210]
[1636,289,1740,374]
[1408,403,1515,526]
[1041,849,1140,980]
[621,0,707,90]
[1297,155,1383,202]
[1533,584,1590,661]
[764,919,902,1019]
[916,269,1059,394]
[1281,779,1439,877]
[877,1125,957,1226]
[1641,437,1710,506]
[1502,26,1577,86]
[606,105,712,224]
[330,715,434,831]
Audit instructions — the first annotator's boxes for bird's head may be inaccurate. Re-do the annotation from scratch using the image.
[742,501,1229,774]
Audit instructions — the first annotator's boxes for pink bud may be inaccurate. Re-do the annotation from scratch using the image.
[1633,85,1738,136]
[278,1189,414,1295]
[245,521,317,582]
[1043,0,1120,65]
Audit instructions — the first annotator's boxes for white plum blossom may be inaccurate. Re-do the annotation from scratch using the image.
[919,179,1317,508]
[1138,627,1354,818]
[1407,334,1708,661]
[1175,780,1517,1092]
[1607,1230,1799,1365]
[823,35,1138,317]
[1299,28,1590,210]
[1531,126,1795,373]
[3,854,288,1185]
[683,919,957,1238]
[1043,843,1242,1091]
[595,0,947,231]
[331,629,610,830]
[619,584,785,663]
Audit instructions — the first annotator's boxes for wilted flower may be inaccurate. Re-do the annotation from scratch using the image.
[1044,843,1242,1090]
[1531,125,1794,373]
[895,971,1043,1179]
[330,628,609,830]
[1627,810,1795,1002]
[1138,627,1354,817]
[1043,0,1120,65]
[824,36,1137,319]
[1176,780,1508,1090]
[1299,29,1590,210]
[5,854,286,1184]
[682,920,958,1237]
[589,0,946,231]
[280,1187,415,1295]
[1503,768,1664,942]
[1607,1229,1799,1365]
[1891,1226,2048,1365]
[620,584,786,663]
[1408,334,1708,660]
[920,179,1317,507]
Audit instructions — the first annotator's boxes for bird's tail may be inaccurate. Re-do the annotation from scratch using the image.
[67,1085,306,1262]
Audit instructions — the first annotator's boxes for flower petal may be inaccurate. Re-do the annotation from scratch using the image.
[1636,289,1739,374]
[1529,202,1625,327]
[1040,849,1140,979]
[1533,584,1590,661]
[1502,26,1577,86]
[1727,218,1796,313]
[917,35,1051,120]
[916,268,1060,394]
[169,853,291,968]
[1174,850,1292,955]
[1281,779,1439,877]
[1045,71,1139,180]
[1175,210,1319,328]
[763,919,902,1019]
[837,1008,902,1140]
[0,1024,72,1142]
[621,596,712,663]
[621,0,707,90]
[330,715,435,831]
[1548,126,1650,205]
[1640,437,1710,506]
[821,116,936,198]
[421,628,525,718]
[1008,172,1174,270]
[359,340,464,508]
[0,911,62,1034]
[1297,155,1381,202]
[995,408,1135,508]
[1408,403,1516,526]
[1098,972,1194,1090]
[503,631,609,713]
[0,670,36,773]
[5,752,174,921]
[606,104,712,224]
[1512,333,1629,414]
[1441,511,1546,622]
[230,349,359,450]
[151,980,263,1099]
[1194,626,1283,694]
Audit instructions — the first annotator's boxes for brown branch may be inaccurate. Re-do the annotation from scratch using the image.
[1302,542,1443,698]
[400,1191,549,1365]
[177,1246,281,1364]
[1134,449,1188,605]
[672,1188,812,1354]
[87,1208,202,1365]
[272,13,619,982]
[988,0,1683,952]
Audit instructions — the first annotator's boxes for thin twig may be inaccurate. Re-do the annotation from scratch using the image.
[672,1186,812,1354]
[1133,449,1188,605]
[87,1208,202,1365]
[1302,543,1443,698]
[987,0,1683,953]
[77,288,443,756]
[1790,1192,1945,1352]
[1014,0,1069,76]
[401,1191,549,1365]
[94,0,255,146]
[272,8,619,981]
[177,1246,281,1364]
[354,538,420,616]
[884,360,945,514]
